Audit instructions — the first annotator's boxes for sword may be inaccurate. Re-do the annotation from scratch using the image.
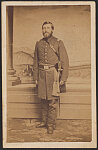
[58,96,60,116]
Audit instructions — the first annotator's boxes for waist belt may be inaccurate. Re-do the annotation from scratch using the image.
[39,65,55,70]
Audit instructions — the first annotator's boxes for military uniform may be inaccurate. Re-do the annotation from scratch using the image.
[33,35,69,132]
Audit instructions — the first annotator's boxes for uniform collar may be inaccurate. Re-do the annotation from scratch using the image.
[43,35,54,43]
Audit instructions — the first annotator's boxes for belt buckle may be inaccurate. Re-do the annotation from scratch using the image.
[44,66,49,70]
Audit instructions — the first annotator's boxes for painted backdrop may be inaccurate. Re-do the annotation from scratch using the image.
[13,5,91,82]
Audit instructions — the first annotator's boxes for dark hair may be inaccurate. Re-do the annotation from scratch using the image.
[42,21,54,30]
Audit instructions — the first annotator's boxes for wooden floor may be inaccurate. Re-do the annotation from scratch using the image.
[7,118,92,142]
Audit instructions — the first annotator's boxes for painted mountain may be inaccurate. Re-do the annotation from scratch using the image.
[13,51,33,77]
[13,51,34,66]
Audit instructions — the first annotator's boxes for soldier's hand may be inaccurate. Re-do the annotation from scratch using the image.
[35,80,38,85]
[60,80,65,85]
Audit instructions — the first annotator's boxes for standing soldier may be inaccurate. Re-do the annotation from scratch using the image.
[33,21,69,134]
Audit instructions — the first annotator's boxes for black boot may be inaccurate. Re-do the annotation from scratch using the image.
[36,122,46,128]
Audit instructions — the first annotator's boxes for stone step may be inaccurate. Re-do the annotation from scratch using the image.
[7,83,91,119]
[8,92,91,104]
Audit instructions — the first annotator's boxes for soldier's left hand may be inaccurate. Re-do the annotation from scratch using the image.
[60,80,65,85]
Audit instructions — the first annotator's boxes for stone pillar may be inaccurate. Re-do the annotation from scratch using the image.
[7,6,21,86]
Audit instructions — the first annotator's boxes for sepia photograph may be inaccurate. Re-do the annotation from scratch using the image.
[2,1,96,148]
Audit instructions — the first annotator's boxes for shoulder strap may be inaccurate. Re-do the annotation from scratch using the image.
[46,39,60,60]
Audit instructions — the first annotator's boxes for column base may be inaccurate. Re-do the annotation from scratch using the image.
[8,75,21,86]
[8,68,16,75]
[7,68,21,86]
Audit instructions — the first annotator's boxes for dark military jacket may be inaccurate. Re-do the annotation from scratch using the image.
[33,35,69,100]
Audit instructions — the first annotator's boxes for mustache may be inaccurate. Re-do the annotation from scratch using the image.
[43,32,49,34]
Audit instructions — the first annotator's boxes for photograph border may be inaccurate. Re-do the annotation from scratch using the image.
[2,1,97,148]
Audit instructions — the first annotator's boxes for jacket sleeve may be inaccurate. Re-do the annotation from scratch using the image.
[33,42,39,81]
[58,40,69,82]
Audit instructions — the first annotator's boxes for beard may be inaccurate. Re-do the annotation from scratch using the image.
[43,31,53,38]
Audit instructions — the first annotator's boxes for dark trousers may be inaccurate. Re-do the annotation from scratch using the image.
[41,99,58,127]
